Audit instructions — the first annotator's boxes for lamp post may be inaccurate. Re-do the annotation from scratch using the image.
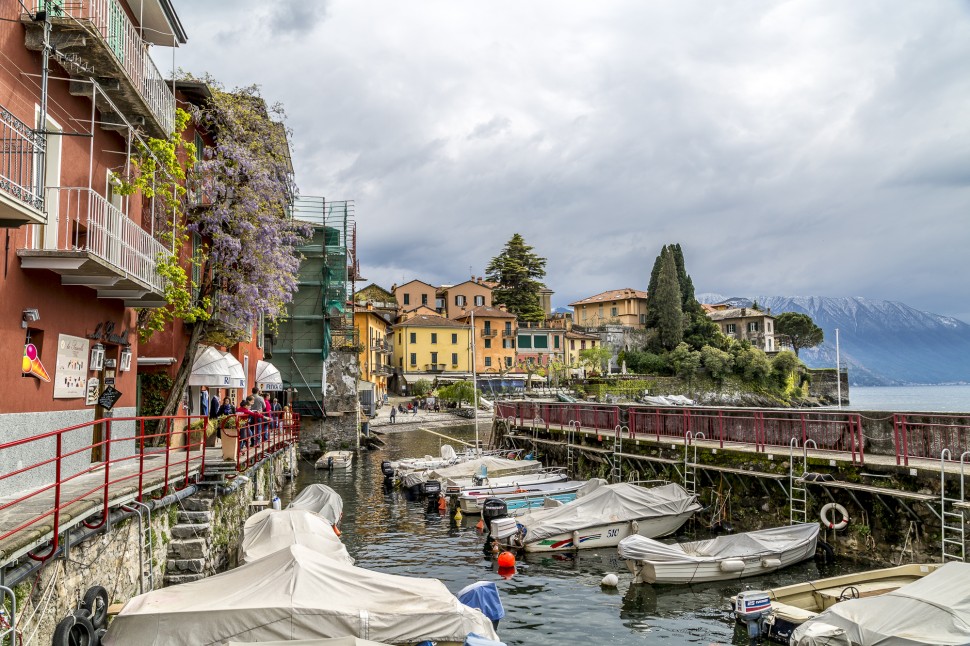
[835,328,842,410]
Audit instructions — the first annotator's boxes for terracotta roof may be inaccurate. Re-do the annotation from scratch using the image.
[565,330,600,340]
[393,279,436,291]
[706,307,775,322]
[569,288,648,307]
[394,314,469,329]
[451,306,516,320]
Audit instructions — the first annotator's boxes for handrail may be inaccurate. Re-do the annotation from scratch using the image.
[0,104,45,213]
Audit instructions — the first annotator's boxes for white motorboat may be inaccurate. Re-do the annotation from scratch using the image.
[103,544,499,645]
[500,482,700,553]
[618,523,819,584]
[444,469,567,495]
[287,483,343,526]
[238,508,352,565]
[401,455,542,494]
[459,479,591,514]
[316,450,354,470]
[390,446,521,477]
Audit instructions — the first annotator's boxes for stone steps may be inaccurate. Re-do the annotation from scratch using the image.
[163,572,205,586]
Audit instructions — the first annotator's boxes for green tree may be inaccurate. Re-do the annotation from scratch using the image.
[700,346,734,386]
[669,343,701,385]
[771,350,802,387]
[735,346,772,384]
[485,233,548,322]
[578,346,612,374]
[619,349,668,375]
[648,247,684,351]
[669,244,721,350]
[775,312,824,357]
[411,379,433,397]
[438,380,477,406]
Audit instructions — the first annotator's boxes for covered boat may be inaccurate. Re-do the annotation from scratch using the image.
[505,482,700,552]
[239,508,352,565]
[227,639,392,646]
[618,523,819,584]
[287,483,344,526]
[790,561,970,646]
[103,544,499,645]
[430,456,541,482]
[459,479,590,514]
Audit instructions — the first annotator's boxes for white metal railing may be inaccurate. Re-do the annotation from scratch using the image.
[0,105,45,212]
[45,0,175,134]
[51,187,169,292]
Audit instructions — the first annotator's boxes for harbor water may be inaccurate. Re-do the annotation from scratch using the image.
[282,424,856,645]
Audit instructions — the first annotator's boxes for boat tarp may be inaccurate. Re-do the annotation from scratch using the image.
[441,444,458,460]
[516,483,700,544]
[401,472,428,489]
[576,478,608,497]
[790,561,970,646]
[430,456,540,481]
[103,544,499,645]
[617,523,819,563]
[239,509,352,566]
[226,639,393,646]
[287,483,343,524]
[457,581,505,622]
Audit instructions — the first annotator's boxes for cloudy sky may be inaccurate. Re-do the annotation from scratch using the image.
[166,1,970,322]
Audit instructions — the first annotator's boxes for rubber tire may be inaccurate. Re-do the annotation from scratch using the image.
[52,612,94,646]
[82,585,109,629]
[94,628,107,646]
[815,539,836,565]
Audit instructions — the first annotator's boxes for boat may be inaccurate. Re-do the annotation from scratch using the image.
[227,639,392,646]
[239,508,352,565]
[400,455,542,495]
[617,523,819,584]
[390,446,520,476]
[102,544,500,645]
[444,470,568,495]
[734,562,942,643]
[316,450,354,470]
[790,561,970,646]
[498,482,700,553]
[287,483,344,526]
[459,479,590,514]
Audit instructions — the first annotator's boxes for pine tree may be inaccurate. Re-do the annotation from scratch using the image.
[485,233,548,322]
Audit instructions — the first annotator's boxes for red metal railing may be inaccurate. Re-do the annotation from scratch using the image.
[0,411,301,562]
[893,414,970,465]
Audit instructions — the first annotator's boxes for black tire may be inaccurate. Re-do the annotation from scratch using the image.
[52,612,94,646]
[94,628,107,646]
[815,539,836,565]
[81,586,109,629]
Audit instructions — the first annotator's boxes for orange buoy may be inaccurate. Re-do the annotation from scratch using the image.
[497,551,516,568]
[476,518,484,531]
[333,525,341,537]
[498,565,516,579]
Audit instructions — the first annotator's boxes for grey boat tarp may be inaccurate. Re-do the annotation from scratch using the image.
[617,523,819,563]
[429,456,541,481]
[225,639,392,646]
[791,561,970,645]
[239,508,353,565]
[515,483,700,544]
[287,483,344,525]
[103,544,498,645]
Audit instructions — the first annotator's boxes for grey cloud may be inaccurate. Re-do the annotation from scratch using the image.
[468,116,512,140]
[269,1,331,36]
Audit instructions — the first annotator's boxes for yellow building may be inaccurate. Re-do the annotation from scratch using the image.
[565,329,601,369]
[354,304,394,404]
[453,305,517,374]
[392,313,472,393]
[570,288,649,328]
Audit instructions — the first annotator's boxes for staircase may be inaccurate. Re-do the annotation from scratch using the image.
[164,495,214,586]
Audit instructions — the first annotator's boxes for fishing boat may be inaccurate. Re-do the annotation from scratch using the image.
[287,483,343,526]
[239,508,352,565]
[459,479,592,514]
[498,482,700,553]
[618,523,820,584]
[103,544,500,645]
[733,562,942,643]
[790,562,970,646]
[316,450,354,470]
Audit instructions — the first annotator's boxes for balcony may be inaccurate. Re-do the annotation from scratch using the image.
[22,1,176,138]
[371,341,392,354]
[425,363,445,373]
[502,330,516,337]
[481,329,497,338]
[18,187,170,306]
[0,106,46,227]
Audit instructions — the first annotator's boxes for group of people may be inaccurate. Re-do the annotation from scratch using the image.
[198,386,291,447]
[387,397,442,423]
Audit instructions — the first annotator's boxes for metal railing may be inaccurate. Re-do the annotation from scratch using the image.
[896,414,970,465]
[481,329,497,338]
[44,0,175,134]
[217,412,301,472]
[0,105,45,212]
[52,187,169,291]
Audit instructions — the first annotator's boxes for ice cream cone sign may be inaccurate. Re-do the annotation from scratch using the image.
[22,343,51,382]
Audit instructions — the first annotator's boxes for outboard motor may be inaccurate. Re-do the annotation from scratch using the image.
[481,498,509,554]
[422,480,442,512]
[381,461,395,490]
[734,590,772,645]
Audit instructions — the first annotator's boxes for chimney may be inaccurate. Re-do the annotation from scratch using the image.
[391,283,397,292]
[498,304,507,312]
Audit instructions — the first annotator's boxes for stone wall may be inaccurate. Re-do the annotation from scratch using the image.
[808,368,849,405]
[298,349,359,457]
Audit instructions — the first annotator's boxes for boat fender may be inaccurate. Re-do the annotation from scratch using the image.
[820,503,850,530]
[81,585,109,629]
[761,557,782,569]
[630,520,639,535]
[333,525,341,537]
[719,559,746,573]
[507,452,517,460]
[438,496,448,512]
[572,530,581,550]
[601,573,619,587]
[815,539,836,564]
[52,611,94,646]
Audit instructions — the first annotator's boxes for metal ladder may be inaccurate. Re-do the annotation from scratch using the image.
[566,420,579,478]
[789,439,816,525]
[0,584,16,646]
[683,432,704,495]
[608,425,626,484]
[940,450,969,563]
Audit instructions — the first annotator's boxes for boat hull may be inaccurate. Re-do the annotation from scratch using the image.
[459,480,584,514]
[315,451,354,470]
[520,511,695,552]
[625,539,817,584]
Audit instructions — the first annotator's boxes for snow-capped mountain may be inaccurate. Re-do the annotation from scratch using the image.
[697,294,970,386]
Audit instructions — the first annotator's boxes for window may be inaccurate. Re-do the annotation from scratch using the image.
[610,307,618,317]
[570,340,575,350]
[640,314,646,325]
[452,333,458,343]
[431,333,437,344]
[598,305,603,319]
[409,353,416,366]
[767,322,772,332]
[430,352,438,365]
[455,295,466,307]
[421,294,428,305]
[505,356,512,367]
[436,298,445,310]
[503,339,514,349]
[474,295,485,306]
[399,358,403,367]
[484,339,491,349]
[534,335,548,349]
[582,308,588,321]
[725,324,736,334]
[410,332,416,343]
[505,322,512,334]
[451,353,458,365]
[748,322,760,333]
[580,340,586,350]
[553,335,560,349]
[398,333,402,344]
[484,357,492,367]
[518,335,532,349]
[403,293,410,305]
[191,233,202,297]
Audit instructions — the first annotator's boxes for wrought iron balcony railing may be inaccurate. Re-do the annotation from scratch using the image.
[0,106,45,225]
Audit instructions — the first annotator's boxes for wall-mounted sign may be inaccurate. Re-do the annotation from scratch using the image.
[85,378,100,406]
[22,343,51,383]
[53,334,88,397]
[89,344,105,372]
[98,385,122,410]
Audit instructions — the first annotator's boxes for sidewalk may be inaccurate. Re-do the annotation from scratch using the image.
[370,407,494,432]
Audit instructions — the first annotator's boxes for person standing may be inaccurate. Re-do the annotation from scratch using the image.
[209,390,221,419]
[390,406,396,424]
[199,386,209,417]
[251,387,267,442]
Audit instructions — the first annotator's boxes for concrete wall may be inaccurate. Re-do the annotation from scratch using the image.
[298,349,360,456]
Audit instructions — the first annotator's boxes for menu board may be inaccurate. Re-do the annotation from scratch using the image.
[53,334,89,399]
[98,385,122,410]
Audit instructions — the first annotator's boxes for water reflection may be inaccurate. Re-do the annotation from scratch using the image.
[280,425,859,645]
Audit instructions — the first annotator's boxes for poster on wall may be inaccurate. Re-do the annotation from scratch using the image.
[54,334,89,399]
[85,378,100,406]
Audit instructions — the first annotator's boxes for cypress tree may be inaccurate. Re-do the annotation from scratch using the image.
[653,247,684,350]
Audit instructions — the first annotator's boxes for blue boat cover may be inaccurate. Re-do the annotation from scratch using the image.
[464,634,508,646]
[457,581,506,622]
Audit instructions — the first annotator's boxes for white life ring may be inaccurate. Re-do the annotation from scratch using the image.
[820,502,850,530]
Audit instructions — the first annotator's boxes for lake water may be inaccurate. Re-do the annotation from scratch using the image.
[283,426,857,645]
[848,384,970,413]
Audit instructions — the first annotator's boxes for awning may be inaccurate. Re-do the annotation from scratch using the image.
[219,351,247,389]
[188,346,231,387]
[256,360,283,392]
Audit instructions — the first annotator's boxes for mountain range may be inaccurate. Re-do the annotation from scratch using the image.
[696,294,970,386]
